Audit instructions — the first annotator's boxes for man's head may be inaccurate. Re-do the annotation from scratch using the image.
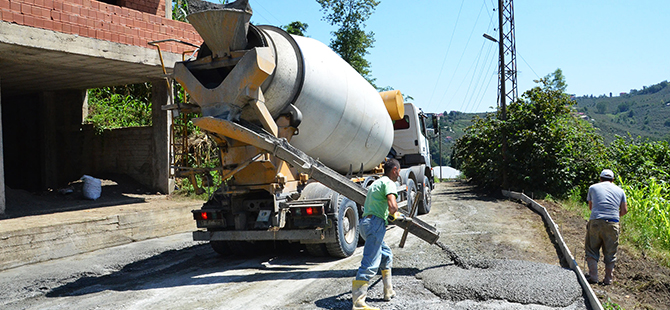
[600,169,614,182]
[383,158,401,181]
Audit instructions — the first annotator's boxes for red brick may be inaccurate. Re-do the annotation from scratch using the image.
[52,1,61,11]
[0,0,9,10]
[10,1,20,12]
[44,0,53,9]
[50,10,60,21]
[34,0,44,8]
[82,0,90,8]
[36,6,49,17]
[23,14,34,25]
[34,16,44,27]
[72,0,82,5]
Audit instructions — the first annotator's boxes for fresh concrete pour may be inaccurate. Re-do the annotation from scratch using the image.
[418,259,584,308]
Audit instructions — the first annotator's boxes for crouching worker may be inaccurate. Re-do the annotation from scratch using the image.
[352,159,400,310]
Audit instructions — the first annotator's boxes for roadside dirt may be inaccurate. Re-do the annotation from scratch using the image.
[540,200,670,310]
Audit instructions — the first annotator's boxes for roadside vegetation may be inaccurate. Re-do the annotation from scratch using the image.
[85,84,153,131]
[453,70,670,269]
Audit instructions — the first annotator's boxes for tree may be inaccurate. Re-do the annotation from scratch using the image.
[535,68,567,93]
[317,0,379,85]
[596,101,607,114]
[454,76,607,197]
[283,21,309,36]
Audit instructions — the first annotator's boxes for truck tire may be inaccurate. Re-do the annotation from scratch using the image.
[210,241,231,256]
[403,179,418,217]
[326,198,359,258]
[418,177,432,215]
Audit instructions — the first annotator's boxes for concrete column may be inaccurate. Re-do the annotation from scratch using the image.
[165,0,173,19]
[151,79,174,194]
[0,77,5,216]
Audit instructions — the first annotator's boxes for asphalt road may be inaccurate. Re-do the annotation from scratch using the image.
[0,183,589,309]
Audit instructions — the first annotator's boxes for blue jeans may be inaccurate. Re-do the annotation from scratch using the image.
[355,215,392,281]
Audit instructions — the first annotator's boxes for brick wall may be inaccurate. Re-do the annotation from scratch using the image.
[119,0,164,17]
[0,0,201,54]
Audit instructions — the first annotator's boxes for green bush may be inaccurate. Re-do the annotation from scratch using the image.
[454,79,607,197]
[86,84,153,131]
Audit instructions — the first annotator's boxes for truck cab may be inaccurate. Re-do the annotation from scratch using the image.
[391,103,434,215]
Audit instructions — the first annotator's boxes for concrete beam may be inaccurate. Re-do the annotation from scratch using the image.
[0,22,187,94]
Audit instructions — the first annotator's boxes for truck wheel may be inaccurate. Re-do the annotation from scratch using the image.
[418,177,432,215]
[326,198,359,258]
[402,179,418,217]
[210,241,231,256]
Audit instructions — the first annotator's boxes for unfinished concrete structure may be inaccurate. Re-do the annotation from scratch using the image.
[0,0,203,215]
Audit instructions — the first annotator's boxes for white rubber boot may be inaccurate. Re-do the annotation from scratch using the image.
[352,280,379,310]
[381,269,396,301]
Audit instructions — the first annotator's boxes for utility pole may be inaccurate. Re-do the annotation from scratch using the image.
[497,0,517,189]
[497,0,518,114]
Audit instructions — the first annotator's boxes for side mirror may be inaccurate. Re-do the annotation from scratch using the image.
[426,128,436,138]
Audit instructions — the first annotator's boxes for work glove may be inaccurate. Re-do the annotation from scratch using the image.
[388,211,407,222]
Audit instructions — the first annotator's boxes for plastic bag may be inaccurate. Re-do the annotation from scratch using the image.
[81,175,102,200]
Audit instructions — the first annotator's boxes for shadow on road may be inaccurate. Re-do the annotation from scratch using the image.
[46,243,424,298]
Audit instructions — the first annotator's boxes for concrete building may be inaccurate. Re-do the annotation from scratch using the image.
[0,0,203,215]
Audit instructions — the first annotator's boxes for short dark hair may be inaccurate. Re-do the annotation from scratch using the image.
[600,176,613,182]
[383,158,400,177]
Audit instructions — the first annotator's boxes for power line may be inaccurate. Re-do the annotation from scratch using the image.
[464,40,496,112]
[438,1,487,112]
[427,0,466,108]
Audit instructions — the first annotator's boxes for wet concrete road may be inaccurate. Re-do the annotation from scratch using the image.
[0,183,589,309]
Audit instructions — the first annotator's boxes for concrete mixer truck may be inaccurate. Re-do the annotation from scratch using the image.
[171,3,436,258]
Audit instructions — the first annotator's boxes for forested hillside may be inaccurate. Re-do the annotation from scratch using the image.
[427,111,481,167]
[573,80,670,143]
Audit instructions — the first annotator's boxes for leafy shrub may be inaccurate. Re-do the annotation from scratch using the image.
[609,136,670,185]
[454,79,607,197]
[86,84,153,131]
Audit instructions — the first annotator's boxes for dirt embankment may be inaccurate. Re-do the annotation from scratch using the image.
[540,200,670,309]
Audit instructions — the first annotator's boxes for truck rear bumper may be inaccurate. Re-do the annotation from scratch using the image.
[193,229,336,242]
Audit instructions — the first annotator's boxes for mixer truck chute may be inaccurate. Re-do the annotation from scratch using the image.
[171,3,436,258]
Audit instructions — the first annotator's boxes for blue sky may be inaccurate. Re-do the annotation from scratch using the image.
[241,0,669,114]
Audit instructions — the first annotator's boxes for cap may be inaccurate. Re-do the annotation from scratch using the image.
[600,169,614,179]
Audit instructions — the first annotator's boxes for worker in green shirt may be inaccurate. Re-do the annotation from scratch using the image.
[352,158,400,310]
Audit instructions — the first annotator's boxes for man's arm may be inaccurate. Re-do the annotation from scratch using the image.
[387,194,398,215]
[620,201,628,217]
[588,201,593,211]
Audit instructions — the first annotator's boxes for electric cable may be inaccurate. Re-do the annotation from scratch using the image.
[427,0,466,110]
[464,40,496,112]
[438,1,487,112]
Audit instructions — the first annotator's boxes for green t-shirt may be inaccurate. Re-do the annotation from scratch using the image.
[362,176,398,225]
